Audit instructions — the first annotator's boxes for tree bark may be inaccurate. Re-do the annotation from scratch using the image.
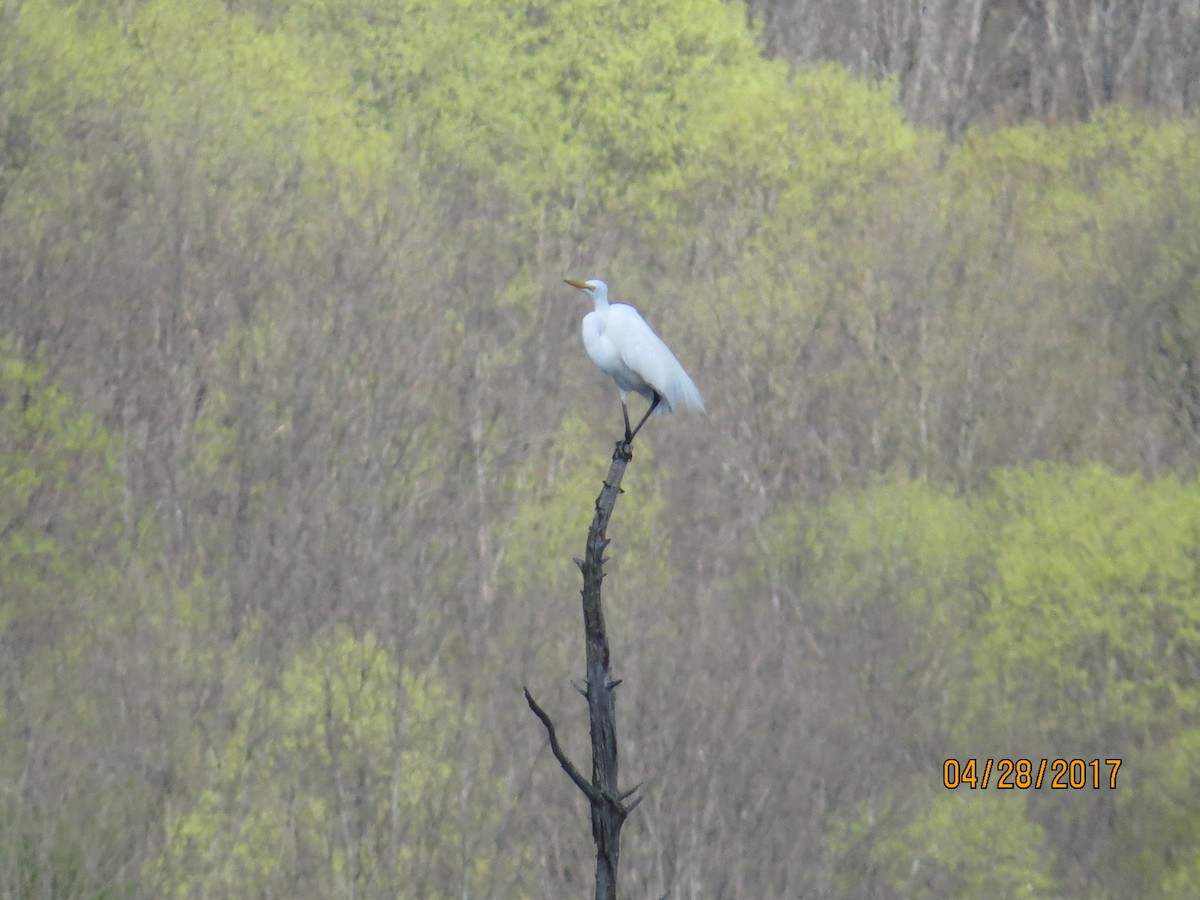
[525,440,641,900]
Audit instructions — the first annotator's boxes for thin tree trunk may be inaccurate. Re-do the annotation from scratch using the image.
[525,440,642,900]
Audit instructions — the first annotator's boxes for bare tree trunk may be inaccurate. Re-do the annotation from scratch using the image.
[525,440,642,900]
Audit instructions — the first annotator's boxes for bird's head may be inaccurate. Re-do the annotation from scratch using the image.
[564,278,608,302]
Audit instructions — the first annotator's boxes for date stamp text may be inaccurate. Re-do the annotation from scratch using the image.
[943,758,1122,790]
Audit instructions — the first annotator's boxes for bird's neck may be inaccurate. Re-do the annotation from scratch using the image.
[592,294,609,317]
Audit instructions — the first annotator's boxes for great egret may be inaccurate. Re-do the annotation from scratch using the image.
[564,278,704,443]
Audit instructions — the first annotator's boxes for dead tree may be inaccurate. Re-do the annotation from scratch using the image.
[525,440,642,900]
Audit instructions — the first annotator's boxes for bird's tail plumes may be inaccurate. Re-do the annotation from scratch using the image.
[660,370,705,416]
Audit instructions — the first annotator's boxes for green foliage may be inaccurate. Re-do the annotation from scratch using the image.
[502,415,668,599]
[947,109,1200,284]
[280,0,792,233]
[1121,728,1200,897]
[0,340,124,647]
[968,464,1200,747]
[3,0,393,238]
[766,478,983,743]
[868,791,1057,899]
[0,796,133,900]
[776,67,921,233]
[530,0,781,226]
[1161,859,1200,900]
[5,0,1200,894]
[0,340,142,898]
[0,0,131,149]
[803,477,983,621]
[964,465,1200,897]
[127,0,392,207]
[152,628,497,898]
[796,466,1200,897]
[0,0,134,238]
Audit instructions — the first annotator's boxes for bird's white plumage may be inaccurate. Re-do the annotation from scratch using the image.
[565,279,704,421]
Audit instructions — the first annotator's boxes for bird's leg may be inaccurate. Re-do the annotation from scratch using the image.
[627,393,662,443]
[622,400,634,443]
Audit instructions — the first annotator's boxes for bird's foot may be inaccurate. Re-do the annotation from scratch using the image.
[615,438,634,461]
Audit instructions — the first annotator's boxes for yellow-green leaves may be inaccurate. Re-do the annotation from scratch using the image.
[869,792,1056,899]
[152,628,491,899]
[274,0,794,233]
[127,0,391,207]
[0,342,123,646]
[973,465,1200,742]
[769,466,1200,898]
[7,0,1200,895]
[948,110,1200,281]
[804,478,981,613]
[2,0,131,129]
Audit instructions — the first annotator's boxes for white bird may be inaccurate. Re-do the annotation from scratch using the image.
[564,278,704,443]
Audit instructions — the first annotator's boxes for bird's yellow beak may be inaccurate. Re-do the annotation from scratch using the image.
[564,279,590,290]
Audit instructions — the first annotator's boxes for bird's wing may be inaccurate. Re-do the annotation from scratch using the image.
[606,305,704,414]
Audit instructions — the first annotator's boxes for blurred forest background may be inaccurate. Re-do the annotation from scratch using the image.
[2,0,1200,896]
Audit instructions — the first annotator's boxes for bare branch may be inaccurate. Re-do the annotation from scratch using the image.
[523,687,603,805]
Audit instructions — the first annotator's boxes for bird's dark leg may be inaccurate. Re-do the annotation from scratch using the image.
[621,400,634,443]
[627,393,662,442]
